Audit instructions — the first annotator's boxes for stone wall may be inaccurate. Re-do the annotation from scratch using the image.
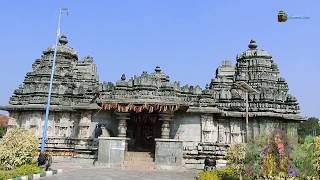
[183,142,229,169]
[9,110,80,138]
[199,115,245,144]
[171,113,201,141]
[91,111,118,137]
[6,109,299,169]
[180,114,299,169]
[8,109,120,140]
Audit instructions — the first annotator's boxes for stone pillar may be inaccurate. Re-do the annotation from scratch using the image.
[159,113,173,139]
[116,112,130,137]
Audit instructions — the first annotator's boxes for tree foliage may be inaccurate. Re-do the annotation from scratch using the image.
[298,117,320,143]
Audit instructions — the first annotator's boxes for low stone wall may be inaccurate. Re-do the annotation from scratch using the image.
[183,141,229,169]
[40,138,229,170]
[97,137,129,167]
[39,137,98,163]
[155,138,183,170]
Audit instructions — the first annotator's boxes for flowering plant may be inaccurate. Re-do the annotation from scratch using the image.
[0,128,38,170]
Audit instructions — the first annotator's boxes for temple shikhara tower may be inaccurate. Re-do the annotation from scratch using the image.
[1,36,304,169]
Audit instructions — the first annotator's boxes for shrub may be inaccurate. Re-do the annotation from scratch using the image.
[292,136,316,177]
[0,128,38,170]
[225,143,246,180]
[314,136,320,177]
[223,134,318,179]
[255,175,316,180]
[198,167,238,180]
[198,170,220,180]
[0,162,42,180]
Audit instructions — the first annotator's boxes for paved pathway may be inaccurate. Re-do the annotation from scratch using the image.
[42,162,198,180]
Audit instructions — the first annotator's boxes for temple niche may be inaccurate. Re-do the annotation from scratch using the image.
[1,36,305,169]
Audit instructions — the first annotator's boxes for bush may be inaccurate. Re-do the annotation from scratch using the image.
[255,175,317,180]
[198,170,220,180]
[292,136,317,177]
[225,143,246,179]
[198,167,238,180]
[0,128,38,170]
[314,136,320,176]
[0,162,42,180]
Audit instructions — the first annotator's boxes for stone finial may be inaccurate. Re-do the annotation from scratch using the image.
[248,40,257,50]
[121,74,126,81]
[142,71,148,76]
[155,66,161,73]
[59,35,68,45]
[83,56,94,63]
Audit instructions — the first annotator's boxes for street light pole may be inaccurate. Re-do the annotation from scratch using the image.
[245,91,249,142]
[40,8,68,153]
[234,81,259,143]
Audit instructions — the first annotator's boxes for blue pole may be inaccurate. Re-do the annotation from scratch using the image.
[40,9,63,153]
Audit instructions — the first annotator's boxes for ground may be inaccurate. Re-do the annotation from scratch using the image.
[42,162,198,180]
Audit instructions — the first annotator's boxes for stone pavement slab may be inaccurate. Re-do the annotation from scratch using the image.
[41,162,198,180]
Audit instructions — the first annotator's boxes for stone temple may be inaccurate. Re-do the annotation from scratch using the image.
[1,35,304,169]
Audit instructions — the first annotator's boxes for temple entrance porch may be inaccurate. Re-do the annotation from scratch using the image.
[127,113,161,152]
[97,103,184,169]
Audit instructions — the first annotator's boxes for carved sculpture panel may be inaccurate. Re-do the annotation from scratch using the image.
[201,114,218,143]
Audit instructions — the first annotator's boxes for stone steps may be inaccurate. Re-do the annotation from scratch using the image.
[123,151,155,170]
[123,161,155,170]
[125,157,154,161]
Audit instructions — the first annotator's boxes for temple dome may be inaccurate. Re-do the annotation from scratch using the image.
[237,40,272,60]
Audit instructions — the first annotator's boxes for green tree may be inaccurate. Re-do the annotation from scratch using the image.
[298,117,320,143]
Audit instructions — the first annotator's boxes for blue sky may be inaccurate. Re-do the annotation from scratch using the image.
[0,1,319,118]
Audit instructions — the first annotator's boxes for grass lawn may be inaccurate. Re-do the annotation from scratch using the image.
[0,162,43,180]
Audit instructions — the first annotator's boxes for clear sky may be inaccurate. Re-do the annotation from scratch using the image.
[0,1,319,118]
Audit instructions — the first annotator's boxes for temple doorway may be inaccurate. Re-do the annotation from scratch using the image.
[127,113,161,152]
